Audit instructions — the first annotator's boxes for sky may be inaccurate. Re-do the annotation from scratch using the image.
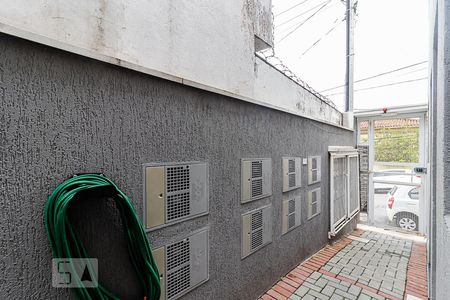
[271,0,429,111]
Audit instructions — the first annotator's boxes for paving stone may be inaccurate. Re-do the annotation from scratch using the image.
[295,285,309,297]
[310,272,322,280]
[308,289,330,300]
[348,284,361,296]
[368,279,381,289]
[379,287,403,299]
[322,285,335,296]
[361,290,386,300]
[315,278,328,288]
[326,281,348,292]
[303,293,316,300]
[306,277,317,284]
[322,265,332,271]
[288,294,302,300]
[302,281,323,292]
[334,288,358,300]
[329,294,344,300]
[357,293,372,300]
[321,274,340,283]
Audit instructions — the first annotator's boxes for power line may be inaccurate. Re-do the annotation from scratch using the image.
[277,0,341,34]
[319,61,428,93]
[276,0,329,28]
[275,0,313,17]
[324,77,428,97]
[277,1,332,44]
[298,16,345,59]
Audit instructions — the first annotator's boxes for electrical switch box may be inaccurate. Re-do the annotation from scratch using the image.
[144,162,208,231]
[282,157,302,192]
[241,205,272,258]
[153,228,209,300]
[241,158,272,203]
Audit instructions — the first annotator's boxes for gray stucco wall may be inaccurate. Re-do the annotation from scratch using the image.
[0,33,354,300]
[430,1,450,299]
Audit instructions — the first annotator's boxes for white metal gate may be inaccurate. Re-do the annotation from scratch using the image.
[355,105,428,235]
[329,147,360,238]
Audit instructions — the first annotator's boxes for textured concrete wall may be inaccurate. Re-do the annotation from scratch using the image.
[0,0,344,126]
[430,0,450,299]
[0,33,354,300]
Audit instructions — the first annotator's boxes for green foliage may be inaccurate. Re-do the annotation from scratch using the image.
[374,127,419,163]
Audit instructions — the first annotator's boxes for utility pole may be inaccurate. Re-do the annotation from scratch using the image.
[343,0,354,128]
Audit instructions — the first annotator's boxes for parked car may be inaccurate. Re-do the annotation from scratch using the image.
[374,169,420,194]
[386,185,420,231]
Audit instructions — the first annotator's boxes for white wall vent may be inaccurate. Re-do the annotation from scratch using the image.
[241,158,272,203]
[241,205,272,258]
[153,228,209,300]
[144,162,208,231]
[282,157,302,192]
[307,188,321,219]
[308,156,321,185]
[282,195,301,234]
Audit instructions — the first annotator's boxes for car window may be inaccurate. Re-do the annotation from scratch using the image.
[408,188,419,200]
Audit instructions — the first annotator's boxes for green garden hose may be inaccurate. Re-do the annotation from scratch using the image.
[44,174,161,300]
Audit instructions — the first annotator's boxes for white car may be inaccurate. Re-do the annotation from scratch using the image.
[374,169,421,194]
[386,185,420,231]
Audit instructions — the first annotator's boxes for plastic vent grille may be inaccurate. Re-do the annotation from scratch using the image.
[166,166,190,192]
[251,161,263,178]
[251,211,263,230]
[166,239,190,270]
[166,239,191,299]
[288,199,295,214]
[251,179,263,198]
[288,214,296,229]
[167,264,190,299]
[312,202,318,215]
[288,173,296,188]
[312,158,317,170]
[288,159,295,173]
[251,211,264,250]
[312,190,317,203]
[166,192,190,221]
[251,229,263,250]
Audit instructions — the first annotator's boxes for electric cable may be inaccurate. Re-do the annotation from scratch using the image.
[277,0,331,43]
[298,16,345,59]
[324,77,428,97]
[319,61,428,93]
[44,173,161,300]
[276,0,329,28]
[275,0,313,17]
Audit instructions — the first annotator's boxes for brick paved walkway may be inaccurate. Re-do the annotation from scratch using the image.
[260,228,428,300]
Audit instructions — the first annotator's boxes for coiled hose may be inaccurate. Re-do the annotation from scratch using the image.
[44,174,161,300]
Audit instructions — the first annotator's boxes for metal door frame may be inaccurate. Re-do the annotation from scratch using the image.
[355,105,428,235]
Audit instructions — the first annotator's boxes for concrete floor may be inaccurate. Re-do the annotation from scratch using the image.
[260,226,428,300]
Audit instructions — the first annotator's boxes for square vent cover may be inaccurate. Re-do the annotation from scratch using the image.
[241,158,272,203]
[308,156,321,185]
[307,188,321,219]
[241,205,272,258]
[282,195,302,234]
[144,162,208,231]
[153,228,209,300]
[282,157,302,192]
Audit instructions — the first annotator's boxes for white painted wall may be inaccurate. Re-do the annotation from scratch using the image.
[0,0,343,126]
